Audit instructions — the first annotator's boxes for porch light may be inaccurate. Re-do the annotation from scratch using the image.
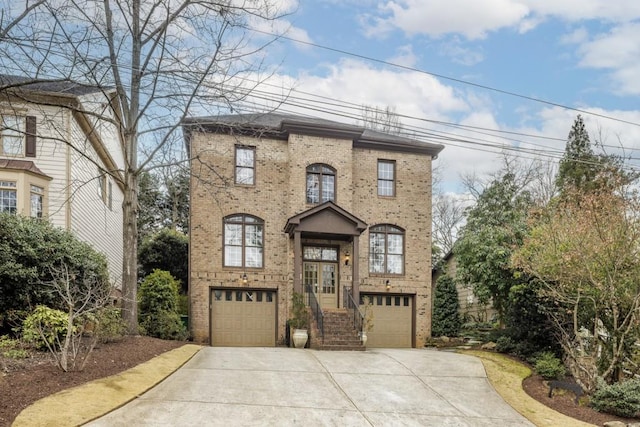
[242,273,248,285]
[345,251,350,266]
[385,280,391,291]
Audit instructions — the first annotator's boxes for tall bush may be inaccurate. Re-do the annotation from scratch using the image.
[138,270,187,340]
[0,213,109,333]
[432,274,461,337]
[138,228,188,293]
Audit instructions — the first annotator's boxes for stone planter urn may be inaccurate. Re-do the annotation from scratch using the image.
[292,329,308,348]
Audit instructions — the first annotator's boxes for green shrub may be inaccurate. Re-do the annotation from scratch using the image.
[22,306,70,350]
[95,307,128,343]
[534,352,566,379]
[140,310,188,340]
[138,229,188,294]
[591,378,640,418]
[431,274,461,337]
[0,213,109,333]
[138,270,187,340]
[495,335,516,353]
[0,334,28,358]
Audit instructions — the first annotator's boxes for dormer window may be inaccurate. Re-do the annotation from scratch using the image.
[306,164,335,204]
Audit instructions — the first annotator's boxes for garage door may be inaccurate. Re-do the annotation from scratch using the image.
[361,294,413,348]
[211,289,276,347]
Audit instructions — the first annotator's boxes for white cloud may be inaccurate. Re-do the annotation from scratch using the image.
[361,0,640,39]
[576,22,640,95]
[388,45,418,68]
[438,37,484,66]
[364,0,530,39]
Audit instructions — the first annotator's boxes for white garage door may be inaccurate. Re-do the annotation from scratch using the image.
[361,294,413,348]
[211,289,276,347]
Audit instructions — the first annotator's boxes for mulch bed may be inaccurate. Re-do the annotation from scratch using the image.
[522,373,639,426]
[2,339,640,427]
[0,336,183,427]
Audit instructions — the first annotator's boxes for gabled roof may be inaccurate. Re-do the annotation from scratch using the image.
[0,74,107,97]
[183,112,444,157]
[284,201,368,239]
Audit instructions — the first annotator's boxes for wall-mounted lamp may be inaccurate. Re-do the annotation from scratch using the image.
[242,273,248,285]
[345,250,350,266]
[385,279,391,291]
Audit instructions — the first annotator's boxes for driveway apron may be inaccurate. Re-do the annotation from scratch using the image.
[87,347,534,426]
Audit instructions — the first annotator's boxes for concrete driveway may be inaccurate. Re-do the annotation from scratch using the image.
[87,347,534,427]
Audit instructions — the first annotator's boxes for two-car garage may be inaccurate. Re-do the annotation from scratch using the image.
[209,288,414,348]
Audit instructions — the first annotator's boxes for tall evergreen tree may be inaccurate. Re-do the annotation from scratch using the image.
[555,115,599,194]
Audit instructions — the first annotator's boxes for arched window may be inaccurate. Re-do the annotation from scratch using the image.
[306,164,335,204]
[223,214,264,268]
[369,224,404,275]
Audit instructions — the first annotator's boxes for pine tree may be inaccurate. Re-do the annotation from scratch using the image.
[431,274,461,337]
[555,115,599,193]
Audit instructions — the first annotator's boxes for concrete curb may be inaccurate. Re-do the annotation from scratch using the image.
[12,344,202,427]
[464,350,596,427]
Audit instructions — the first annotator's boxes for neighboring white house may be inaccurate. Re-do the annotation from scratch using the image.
[0,75,124,287]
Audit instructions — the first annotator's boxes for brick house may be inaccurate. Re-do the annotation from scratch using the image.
[184,113,443,348]
[0,75,124,286]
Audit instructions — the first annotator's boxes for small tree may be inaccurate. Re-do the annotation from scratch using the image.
[22,262,114,372]
[513,185,640,391]
[138,270,187,340]
[431,274,461,337]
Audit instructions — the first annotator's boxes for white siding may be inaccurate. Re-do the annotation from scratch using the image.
[0,99,124,288]
[68,115,123,288]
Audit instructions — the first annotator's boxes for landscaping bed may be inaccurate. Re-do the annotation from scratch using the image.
[0,335,184,426]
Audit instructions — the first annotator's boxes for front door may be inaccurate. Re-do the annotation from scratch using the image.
[303,246,338,309]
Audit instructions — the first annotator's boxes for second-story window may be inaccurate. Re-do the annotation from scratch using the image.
[235,146,255,185]
[377,160,395,197]
[369,224,404,275]
[1,115,36,157]
[1,116,25,156]
[224,214,264,268]
[306,164,335,204]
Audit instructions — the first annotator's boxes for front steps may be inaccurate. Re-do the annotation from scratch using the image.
[310,308,365,351]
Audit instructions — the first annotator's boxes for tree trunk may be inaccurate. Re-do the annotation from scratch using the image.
[122,166,139,334]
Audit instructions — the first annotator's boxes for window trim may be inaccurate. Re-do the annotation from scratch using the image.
[0,180,17,214]
[368,224,405,276]
[30,184,44,218]
[234,145,256,186]
[377,159,396,197]
[223,214,264,269]
[306,163,336,204]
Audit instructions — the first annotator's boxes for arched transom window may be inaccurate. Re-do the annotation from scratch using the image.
[306,164,335,204]
[223,214,264,268]
[369,224,404,275]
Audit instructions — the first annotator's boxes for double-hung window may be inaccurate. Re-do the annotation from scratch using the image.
[1,116,25,156]
[224,214,264,268]
[30,185,44,218]
[0,180,17,214]
[235,146,255,185]
[306,164,335,204]
[369,224,404,275]
[1,115,36,157]
[377,160,395,197]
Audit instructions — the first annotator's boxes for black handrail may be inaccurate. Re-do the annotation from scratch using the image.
[343,286,364,333]
[306,285,324,341]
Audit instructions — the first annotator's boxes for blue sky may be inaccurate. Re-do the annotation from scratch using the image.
[243,0,640,194]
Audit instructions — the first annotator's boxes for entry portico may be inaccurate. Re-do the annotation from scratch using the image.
[285,201,367,307]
